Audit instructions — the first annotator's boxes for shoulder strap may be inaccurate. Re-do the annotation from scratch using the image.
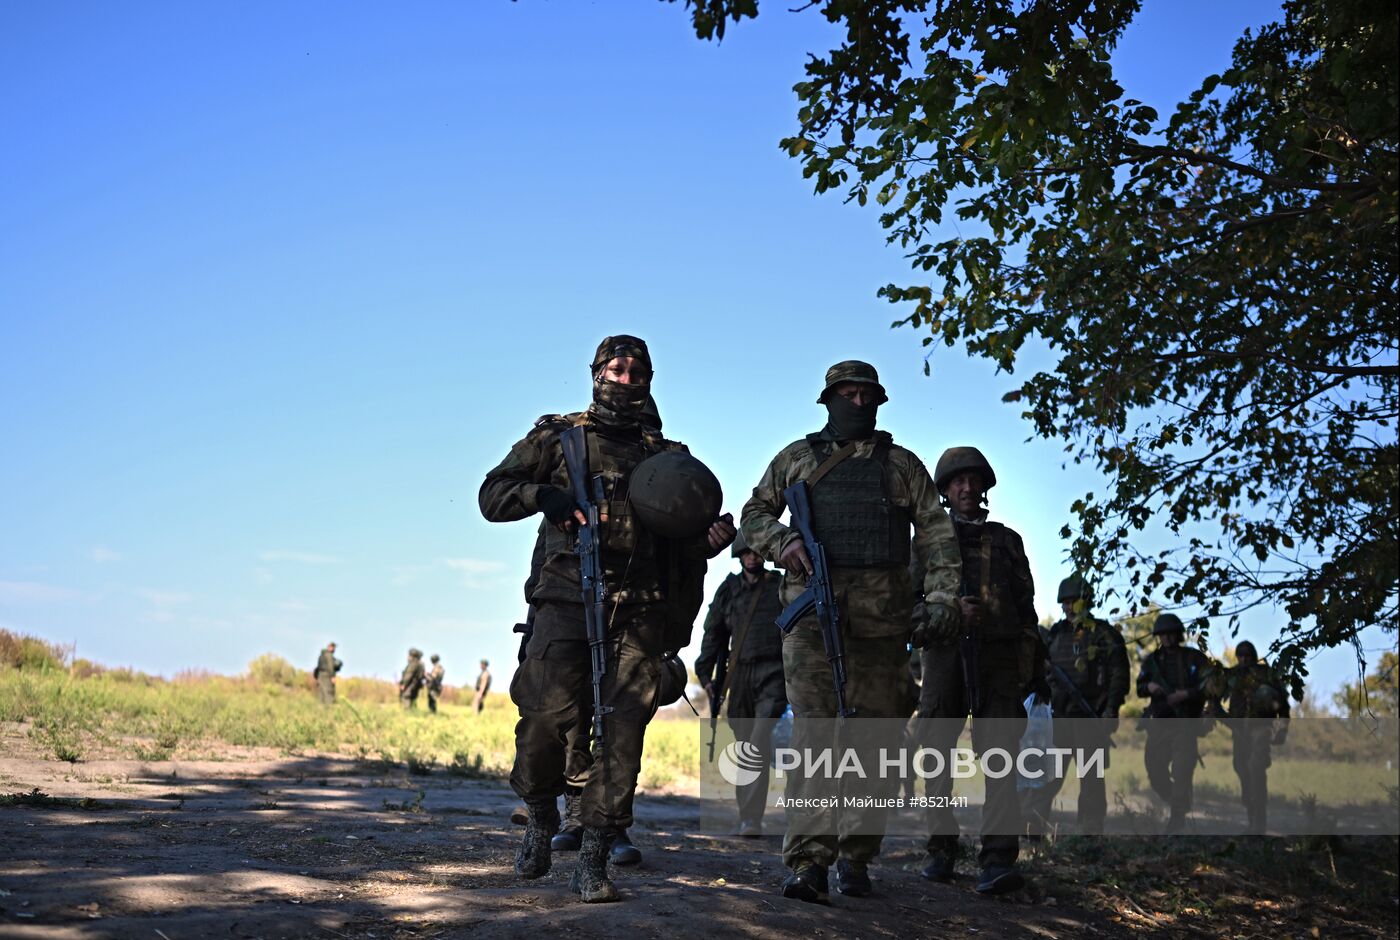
[804,438,860,487]
[723,574,769,684]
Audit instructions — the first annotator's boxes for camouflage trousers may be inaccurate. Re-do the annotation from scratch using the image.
[917,643,1026,868]
[1021,716,1114,835]
[781,627,911,870]
[1144,719,1199,819]
[1231,720,1274,834]
[727,658,787,828]
[400,687,421,709]
[509,602,663,829]
[316,678,336,705]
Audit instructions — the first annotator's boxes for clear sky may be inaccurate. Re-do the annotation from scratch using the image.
[2,1,1388,696]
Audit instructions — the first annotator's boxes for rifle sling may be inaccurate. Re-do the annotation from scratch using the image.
[720,576,768,717]
[804,442,859,488]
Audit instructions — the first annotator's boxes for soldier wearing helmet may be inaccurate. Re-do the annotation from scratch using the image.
[1022,573,1130,837]
[694,530,787,837]
[399,648,426,709]
[740,360,962,903]
[479,335,735,903]
[1137,612,1215,833]
[916,446,1042,895]
[1213,640,1291,833]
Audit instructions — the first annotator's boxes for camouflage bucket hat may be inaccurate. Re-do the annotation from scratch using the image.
[592,335,652,374]
[817,359,888,404]
[1152,613,1186,636]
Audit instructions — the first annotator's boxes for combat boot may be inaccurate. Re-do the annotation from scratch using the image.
[569,826,621,903]
[514,799,559,879]
[920,851,956,883]
[833,858,872,897]
[609,827,642,865]
[975,865,1025,895]
[551,791,583,851]
[780,862,830,905]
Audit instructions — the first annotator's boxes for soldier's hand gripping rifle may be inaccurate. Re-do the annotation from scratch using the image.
[775,480,854,719]
[560,427,614,752]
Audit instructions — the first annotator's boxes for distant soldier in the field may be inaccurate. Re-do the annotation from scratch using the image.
[473,659,492,713]
[399,648,426,709]
[1137,613,1213,833]
[1212,640,1290,834]
[314,642,342,705]
[427,654,446,714]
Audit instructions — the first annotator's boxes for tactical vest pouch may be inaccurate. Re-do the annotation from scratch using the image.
[808,445,911,569]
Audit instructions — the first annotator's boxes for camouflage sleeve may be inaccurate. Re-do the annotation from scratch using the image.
[1102,624,1130,715]
[478,423,560,523]
[693,577,734,685]
[905,453,962,611]
[740,446,802,564]
[1007,529,1038,627]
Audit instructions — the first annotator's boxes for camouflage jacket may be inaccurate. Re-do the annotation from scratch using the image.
[427,664,445,693]
[740,428,961,639]
[1215,661,1290,722]
[400,658,425,691]
[478,410,712,609]
[1137,646,1213,719]
[1045,614,1130,717]
[694,569,786,685]
[950,514,1043,697]
[314,648,341,680]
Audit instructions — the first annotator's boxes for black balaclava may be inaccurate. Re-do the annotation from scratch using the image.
[824,393,879,441]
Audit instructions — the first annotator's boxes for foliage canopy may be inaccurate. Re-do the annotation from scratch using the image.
[677,0,1398,688]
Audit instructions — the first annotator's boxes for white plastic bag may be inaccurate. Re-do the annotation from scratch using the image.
[1016,694,1057,793]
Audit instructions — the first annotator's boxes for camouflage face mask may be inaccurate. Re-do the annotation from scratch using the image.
[592,374,651,421]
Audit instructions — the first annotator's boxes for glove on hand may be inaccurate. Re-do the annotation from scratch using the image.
[537,486,580,525]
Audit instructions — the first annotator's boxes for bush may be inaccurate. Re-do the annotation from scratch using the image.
[0,629,69,671]
[246,653,305,688]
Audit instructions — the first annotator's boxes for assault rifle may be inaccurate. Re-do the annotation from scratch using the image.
[560,426,614,752]
[774,480,853,718]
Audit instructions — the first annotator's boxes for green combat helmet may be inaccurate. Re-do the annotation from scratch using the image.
[657,653,689,707]
[816,359,888,404]
[629,450,723,539]
[1057,573,1093,604]
[1152,613,1186,636]
[731,530,751,557]
[934,446,997,494]
[409,647,423,658]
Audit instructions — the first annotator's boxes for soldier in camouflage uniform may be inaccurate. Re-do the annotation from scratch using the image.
[1137,613,1213,833]
[427,654,446,714]
[479,335,733,903]
[1022,574,1129,836]
[399,648,426,709]
[695,531,787,837]
[741,360,962,904]
[917,447,1043,895]
[314,642,341,705]
[1212,640,1290,834]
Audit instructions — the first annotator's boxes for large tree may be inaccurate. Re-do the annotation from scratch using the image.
[678,0,1398,689]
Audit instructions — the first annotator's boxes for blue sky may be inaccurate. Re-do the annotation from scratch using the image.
[2,1,1387,696]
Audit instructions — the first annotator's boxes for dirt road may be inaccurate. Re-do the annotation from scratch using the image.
[0,750,1110,939]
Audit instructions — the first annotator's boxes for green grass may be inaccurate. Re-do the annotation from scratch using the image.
[0,665,701,787]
